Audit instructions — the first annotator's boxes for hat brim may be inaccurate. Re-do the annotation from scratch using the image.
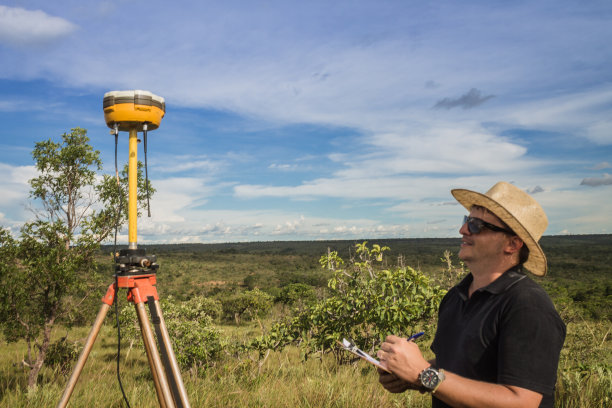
[451,188,547,276]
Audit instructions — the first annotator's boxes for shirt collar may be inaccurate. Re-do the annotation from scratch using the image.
[456,265,526,300]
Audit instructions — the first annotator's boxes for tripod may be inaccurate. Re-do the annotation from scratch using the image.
[57,91,191,408]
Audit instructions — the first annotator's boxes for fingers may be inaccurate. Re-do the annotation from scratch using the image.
[378,371,412,393]
[378,372,403,391]
[380,335,402,349]
[384,334,403,343]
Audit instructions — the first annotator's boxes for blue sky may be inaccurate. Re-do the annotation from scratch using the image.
[0,0,611,244]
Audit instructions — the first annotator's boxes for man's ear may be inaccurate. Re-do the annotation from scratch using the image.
[504,235,524,255]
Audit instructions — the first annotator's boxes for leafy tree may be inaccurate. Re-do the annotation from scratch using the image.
[250,242,446,363]
[0,128,151,389]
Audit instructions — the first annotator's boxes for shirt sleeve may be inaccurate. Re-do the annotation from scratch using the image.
[497,284,566,396]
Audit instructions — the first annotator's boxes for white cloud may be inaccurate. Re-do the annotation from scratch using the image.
[269,163,299,171]
[0,163,37,221]
[536,186,612,234]
[0,6,77,47]
[145,177,216,223]
[234,122,537,202]
[502,87,612,144]
[1,1,611,243]
[591,162,611,170]
[154,157,224,174]
[585,120,612,145]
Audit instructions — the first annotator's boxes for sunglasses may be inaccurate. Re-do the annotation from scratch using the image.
[463,215,514,235]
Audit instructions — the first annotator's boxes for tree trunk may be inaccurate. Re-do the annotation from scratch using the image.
[27,315,55,389]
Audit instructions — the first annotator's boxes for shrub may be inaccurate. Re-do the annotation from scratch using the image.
[243,273,268,290]
[250,242,446,361]
[275,269,329,288]
[165,316,223,371]
[45,337,81,375]
[117,295,223,370]
[220,289,274,324]
[174,295,223,322]
[276,283,317,306]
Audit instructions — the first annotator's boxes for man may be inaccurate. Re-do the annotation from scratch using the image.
[377,182,566,408]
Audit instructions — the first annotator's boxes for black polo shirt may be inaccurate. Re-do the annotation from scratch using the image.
[431,267,566,408]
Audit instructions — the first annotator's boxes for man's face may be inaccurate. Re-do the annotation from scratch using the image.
[458,207,511,266]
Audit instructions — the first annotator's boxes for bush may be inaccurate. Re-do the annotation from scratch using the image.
[165,316,223,371]
[220,289,273,324]
[45,337,81,375]
[275,269,329,288]
[174,295,223,322]
[243,273,269,290]
[117,295,224,370]
[250,242,446,361]
[276,283,317,306]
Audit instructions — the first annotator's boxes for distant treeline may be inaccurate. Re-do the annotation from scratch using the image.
[102,234,611,270]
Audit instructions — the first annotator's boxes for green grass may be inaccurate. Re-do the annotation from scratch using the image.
[1,316,609,407]
[2,236,611,407]
[0,324,433,407]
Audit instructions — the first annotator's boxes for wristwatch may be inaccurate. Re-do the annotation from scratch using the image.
[419,366,446,393]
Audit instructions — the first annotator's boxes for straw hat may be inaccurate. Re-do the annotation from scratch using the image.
[451,181,548,276]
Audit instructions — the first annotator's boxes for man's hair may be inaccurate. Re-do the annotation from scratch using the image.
[518,244,530,266]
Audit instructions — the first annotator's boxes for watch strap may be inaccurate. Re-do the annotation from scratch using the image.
[431,368,445,394]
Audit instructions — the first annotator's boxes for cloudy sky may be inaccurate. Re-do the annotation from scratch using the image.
[0,0,610,244]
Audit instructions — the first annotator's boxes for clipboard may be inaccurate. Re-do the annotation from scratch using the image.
[339,338,390,373]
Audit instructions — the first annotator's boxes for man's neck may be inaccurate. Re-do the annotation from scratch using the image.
[467,259,519,297]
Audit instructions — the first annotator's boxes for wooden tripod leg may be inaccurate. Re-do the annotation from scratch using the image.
[153,300,191,408]
[135,301,176,408]
[56,303,111,408]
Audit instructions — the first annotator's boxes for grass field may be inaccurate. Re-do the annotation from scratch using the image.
[1,236,610,407]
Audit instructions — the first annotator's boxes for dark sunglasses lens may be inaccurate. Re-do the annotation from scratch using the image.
[463,216,482,234]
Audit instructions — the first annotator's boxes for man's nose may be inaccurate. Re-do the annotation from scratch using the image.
[459,219,470,235]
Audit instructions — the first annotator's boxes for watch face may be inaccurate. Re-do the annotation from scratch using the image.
[421,368,440,389]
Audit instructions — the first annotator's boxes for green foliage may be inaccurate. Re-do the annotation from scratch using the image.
[220,289,274,324]
[181,295,223,321]
[0,236,610,406]
[275,269,330,288]
[243,273,268,290]
[44,337,81,375]
[555,316,612,407]
[0,128,152,389]
[158,297,224,371]
[117,296,224,371]
[250,242,446,361]
[169,318,224,371]
[0,220,91,343]
[276,283,317,306]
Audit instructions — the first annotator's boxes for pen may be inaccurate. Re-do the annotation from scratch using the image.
[407,331,425,341]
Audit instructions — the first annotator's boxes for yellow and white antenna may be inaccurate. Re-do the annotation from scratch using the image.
[103,89,165,131]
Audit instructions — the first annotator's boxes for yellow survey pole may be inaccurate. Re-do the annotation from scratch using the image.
[128,127,139,248]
